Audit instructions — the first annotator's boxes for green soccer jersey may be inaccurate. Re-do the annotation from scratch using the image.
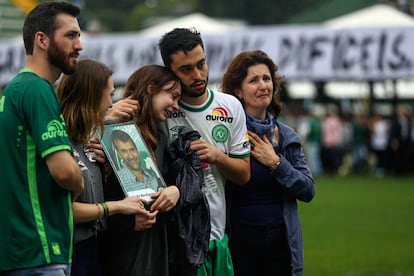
[0,70,74,271]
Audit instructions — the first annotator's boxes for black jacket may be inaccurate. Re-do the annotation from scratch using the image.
[167,126,211,276]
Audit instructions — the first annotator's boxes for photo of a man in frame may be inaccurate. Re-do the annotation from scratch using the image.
[110,129,163,198]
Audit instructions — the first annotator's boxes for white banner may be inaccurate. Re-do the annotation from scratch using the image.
[1,25,414,86]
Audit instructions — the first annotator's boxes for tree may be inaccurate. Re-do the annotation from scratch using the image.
[83,0,196,32]
[197,0,326,25]
[82,0,411,32]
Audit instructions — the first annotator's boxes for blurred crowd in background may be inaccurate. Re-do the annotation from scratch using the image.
[280,102,414,178]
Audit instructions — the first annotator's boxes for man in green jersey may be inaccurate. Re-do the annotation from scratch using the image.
[0,2,84,275]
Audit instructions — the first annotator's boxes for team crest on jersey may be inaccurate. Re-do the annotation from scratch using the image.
[206,107,233,123]
[212,124,229,143]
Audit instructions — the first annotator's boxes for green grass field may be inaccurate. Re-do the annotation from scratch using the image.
[299,175,414,276]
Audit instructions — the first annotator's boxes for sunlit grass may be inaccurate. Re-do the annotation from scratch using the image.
[299,175,414,276]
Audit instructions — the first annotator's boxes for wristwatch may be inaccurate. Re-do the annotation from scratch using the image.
[270,158,281,171]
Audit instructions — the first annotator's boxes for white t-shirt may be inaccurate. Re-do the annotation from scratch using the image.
[371,119,389,150]
[166,88,250,240]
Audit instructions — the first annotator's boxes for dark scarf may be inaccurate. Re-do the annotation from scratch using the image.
[246,112,276,142]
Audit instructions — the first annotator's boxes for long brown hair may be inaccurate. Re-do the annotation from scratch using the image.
[221,50,283,118]
[57,58,112,144]
[123,64,180,153]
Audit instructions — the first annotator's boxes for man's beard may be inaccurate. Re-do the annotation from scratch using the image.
[47,38,76,75]
[182,75,209,98]
[182,86,206,98]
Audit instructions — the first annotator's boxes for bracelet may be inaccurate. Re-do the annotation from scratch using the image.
[100,202,109,217]
[270,160,281,171]
[96,203,103,220]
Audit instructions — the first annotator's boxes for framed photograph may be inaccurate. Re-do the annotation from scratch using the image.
[98,122,166,203]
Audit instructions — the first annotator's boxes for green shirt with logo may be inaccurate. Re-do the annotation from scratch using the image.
[0,70,74,271]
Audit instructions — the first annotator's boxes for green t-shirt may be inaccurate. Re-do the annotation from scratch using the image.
[0,70,74,271]
[308,118,321,144]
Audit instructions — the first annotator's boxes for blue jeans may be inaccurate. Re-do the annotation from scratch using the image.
[0,264,71,276]
[308,142,322,177]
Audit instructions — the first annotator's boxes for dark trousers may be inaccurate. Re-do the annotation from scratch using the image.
[229,224,292,276]
[71,236,102,276]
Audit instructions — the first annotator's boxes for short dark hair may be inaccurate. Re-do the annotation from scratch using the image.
[23,1,81,55]
[111,130,136,150]
[158,28,204,68]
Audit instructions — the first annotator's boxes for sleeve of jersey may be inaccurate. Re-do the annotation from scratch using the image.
[229,99,250,159]
[22,80,71,159]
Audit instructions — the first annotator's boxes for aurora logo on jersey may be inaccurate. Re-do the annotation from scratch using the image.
[206,107,233,123]
[41,118,68,141]
[168,111,185,118]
